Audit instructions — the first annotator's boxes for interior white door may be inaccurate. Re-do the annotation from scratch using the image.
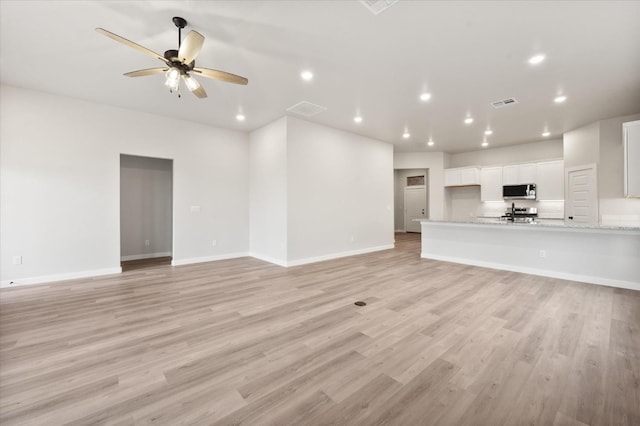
[566,165,598,225]
[404,186,427,232]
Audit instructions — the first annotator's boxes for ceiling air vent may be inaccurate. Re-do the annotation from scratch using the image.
[360,0,399,15]
[286,101,327,117]
[491,97,518,109]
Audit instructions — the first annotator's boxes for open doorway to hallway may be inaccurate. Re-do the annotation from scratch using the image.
[120,154,173,271]
[394,169,429,233]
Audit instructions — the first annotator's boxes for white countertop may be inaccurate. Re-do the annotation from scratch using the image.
[419,219,640,233]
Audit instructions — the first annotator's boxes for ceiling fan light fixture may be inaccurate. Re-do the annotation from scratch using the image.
[184,75,200,92]
[165,68,181,91]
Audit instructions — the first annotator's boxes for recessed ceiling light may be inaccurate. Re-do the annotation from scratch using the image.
[427,139,435,146]
[419,92,432,102]
[542,131,551,137]
[484,129,493,136]
[481,141,489,147]
[236,114,245,121]
[528,54,546,65]
[554,95,567,103]
[464,117,474,125]
[403,131,410,139]
[300,70,314,81]
[354,115,363,123]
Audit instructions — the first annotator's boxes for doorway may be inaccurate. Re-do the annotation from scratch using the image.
[120,154,173,271]
[566,164,598,225]
[394,169,428,232]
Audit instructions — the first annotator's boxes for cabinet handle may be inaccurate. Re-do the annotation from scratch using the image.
[568,216,574,220]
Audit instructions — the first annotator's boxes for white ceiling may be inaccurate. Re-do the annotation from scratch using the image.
[1,1,639,153]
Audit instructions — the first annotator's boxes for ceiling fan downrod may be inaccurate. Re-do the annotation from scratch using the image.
[172,16,187,48]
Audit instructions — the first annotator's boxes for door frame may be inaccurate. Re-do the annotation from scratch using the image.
[119,154,175,264]
[565,163,598,225]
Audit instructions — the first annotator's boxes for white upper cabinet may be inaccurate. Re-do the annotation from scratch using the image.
[624,120,640,198]
[536,160,564,200]
[502,163,537,184]
[502,165,518,185]
[444,167,480,187]
[480,167,503,201]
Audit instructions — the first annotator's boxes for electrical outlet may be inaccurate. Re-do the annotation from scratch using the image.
[12,256,22,265]
[145,240,150,247]
[212,240,217,247]
[539,250,546,258]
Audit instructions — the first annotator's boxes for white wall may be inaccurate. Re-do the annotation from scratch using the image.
[563,112,640,225]
[0,85,249,286]
[449,139,563,168]
[563,122,600,169]
[599,113,640,221]
[287,117,394,264]
[394,169,428,231]
[394,152,446,220]
[249,117,288,265]
[120,155,173,260]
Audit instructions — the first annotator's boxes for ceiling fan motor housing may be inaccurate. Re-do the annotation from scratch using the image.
[164,49,195,72]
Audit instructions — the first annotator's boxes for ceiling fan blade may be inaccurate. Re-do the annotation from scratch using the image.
[191,85,208,99]
[123,68,168,77]
[182,75,207,98]
[96,28,169,65]
[178,31,205,64]
[192,67,248,85]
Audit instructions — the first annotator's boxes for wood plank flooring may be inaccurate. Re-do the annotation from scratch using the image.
[1,233,639,425]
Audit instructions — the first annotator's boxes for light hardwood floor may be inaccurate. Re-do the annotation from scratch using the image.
[1,233,639,425]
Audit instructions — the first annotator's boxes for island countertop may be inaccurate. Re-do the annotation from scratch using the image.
[418,219,640,234]
[419,219,640,291]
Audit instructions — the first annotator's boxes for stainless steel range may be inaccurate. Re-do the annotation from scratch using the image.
[501,205,538,223]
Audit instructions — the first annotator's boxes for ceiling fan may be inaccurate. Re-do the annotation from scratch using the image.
[96,17,248,98]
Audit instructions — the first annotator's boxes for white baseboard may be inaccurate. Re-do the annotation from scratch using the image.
[171,252,250,267]
[286,244,395,267]
[121,252,172,261]
[1,267,122,289]
[249,253,288,267]
[421,253,640,292]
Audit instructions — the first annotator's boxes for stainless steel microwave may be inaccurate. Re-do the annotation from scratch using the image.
[503,184,536,200]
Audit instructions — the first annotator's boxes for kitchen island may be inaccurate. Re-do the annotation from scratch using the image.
[419,219,640,291]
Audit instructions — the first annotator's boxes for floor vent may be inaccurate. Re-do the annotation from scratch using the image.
[360,0,399,15]
[286,101,327,117]
[354,301,367,306]
[491,97,518,108]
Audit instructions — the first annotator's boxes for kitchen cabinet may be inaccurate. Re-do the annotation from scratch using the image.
[536,160,564,200]
[480,167,503,201]
[444,167,480,187]
[624,120,640,198]
[502,163,537,185]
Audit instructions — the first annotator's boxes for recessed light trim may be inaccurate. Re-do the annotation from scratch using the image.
[481,141,489,147]
[542,131,551,137]
[427,139,435,146]
[236,114,245,121]
[354,115,363,123]
[464,117,474,125]
[528,54,546,65]
[419,92,432,102]
[300,70,314,81]
[484,129,493,136]
[403,131,410,139]
[554,95,567,103]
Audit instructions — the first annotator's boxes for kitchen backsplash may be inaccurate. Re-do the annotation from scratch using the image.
[479,200,564,219]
